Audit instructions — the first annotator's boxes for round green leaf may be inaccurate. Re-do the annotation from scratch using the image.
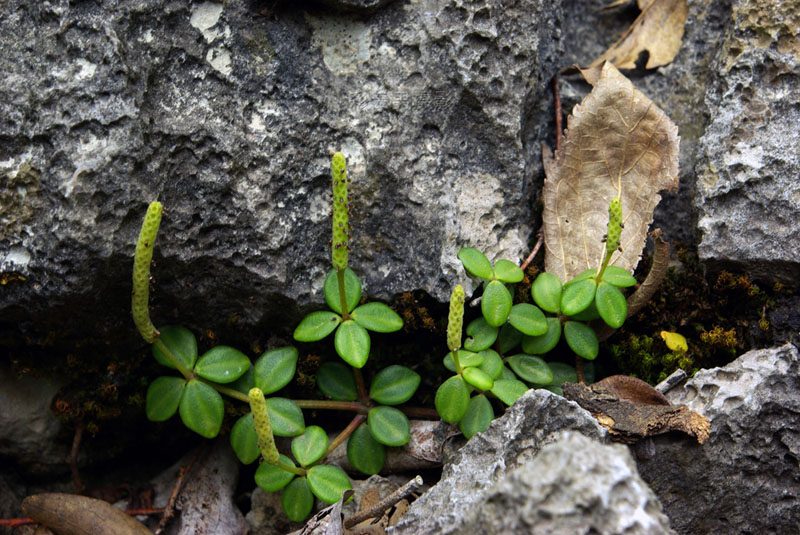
[463,366,494,391]
[458,247,493,280]
[560,278,597,317]
[293,311,342,342]
[334,320,371,368]
[481,280,512,327]
[478,349,504,380]
[601,265,637,288]
[316,362,357,401]
[367,406,410,447]
[521,317,562,355]
[497,323,523,354]
[254,346,298,395]
[570,299,600,321]
[507,355,554,384]
[308,465,352,504]
[281,477,313,522]
[179,379,223,438]
[493,259,524,283]
[443,350,483,372]
[230,413,260,464]
[255,454,296,492]
[347,423,386,476]
[324,267,362,314]
[351,302,403,333]
[595,281,627,328]
[153,325,197,370]
[531,273,563,313]
[435,375,470,423]
[499,365,517,381]
[564,321,599,360]
[145,376,186,421]
[464,317,498,352]
[508,303,548,336]
[291,425,328,467]
[228,364,255,395]
[459,394,493,439]
[266,397,305,437]
[491,379,529,406]
[194,346,250,384]
[369,365,421,405]
[547,361,579,386]
[565,269,597,286]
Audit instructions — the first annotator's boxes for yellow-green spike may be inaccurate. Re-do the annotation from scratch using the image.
[248,387,280,465]
[331,152,349,271]
[447,285,465,351]
[606,197,622,257]
[132,201,162,342]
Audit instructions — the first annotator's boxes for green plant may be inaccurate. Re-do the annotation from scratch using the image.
[434,197,634,436]
[133,153,433,522]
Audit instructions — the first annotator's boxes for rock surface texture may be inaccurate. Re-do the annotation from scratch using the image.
[0,0,562,346]
[694,0,800,283]
[0,366,67,475]
[391,390,675,535]
[637,343,800,534]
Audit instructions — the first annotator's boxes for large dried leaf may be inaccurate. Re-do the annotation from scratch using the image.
[591,0,689,70]
[543,62,679,282]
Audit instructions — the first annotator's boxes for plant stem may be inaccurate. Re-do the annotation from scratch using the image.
[575,355,585,384]
[353,367,369,403]
[452,348,463,375]
[206,381,250,403]
[153,337,194,379]
[292,399,366,412]
[276,459,307,477]
[337,268,350,321]
[325,414,365,459]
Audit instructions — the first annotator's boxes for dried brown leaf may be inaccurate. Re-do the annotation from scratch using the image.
[590,0,688,70]
[542,62,679,282]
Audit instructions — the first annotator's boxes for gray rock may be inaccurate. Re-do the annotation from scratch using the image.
[0,0,562,348]
[694,0,800,284]
[0,365,68,476]
[247,486,294,535]
[161,440,249,535]
[389,388,608,535]
[637,343,800,534]
[468,432,675,535]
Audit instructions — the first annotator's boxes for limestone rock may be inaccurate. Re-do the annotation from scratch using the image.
[0,366,68,476]
[0,0,562,349]
[468,432,675,535]
[694,0,800,284]
[637,343,800,534]
[388,389,607,535]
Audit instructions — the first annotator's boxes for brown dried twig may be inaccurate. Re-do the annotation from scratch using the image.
[343,476,423,529]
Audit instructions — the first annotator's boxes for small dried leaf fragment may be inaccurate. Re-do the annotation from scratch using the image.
[563,381,710,444]
[543,62,679,282]
[591,0,689,70]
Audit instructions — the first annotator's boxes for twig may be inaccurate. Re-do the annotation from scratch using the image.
[553,75,563,152]
[520,230,544,272]
[70,419,85,495]
[0,517,36,528]
[155,452,199,535]
[343,475,423,529]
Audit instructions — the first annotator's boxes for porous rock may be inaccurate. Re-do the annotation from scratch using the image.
[0,365,68,476]
[694,0,800,284]
[636,343,800,534]
[468,432,675,535]
[0,0,562,350]
[389,388,609,535]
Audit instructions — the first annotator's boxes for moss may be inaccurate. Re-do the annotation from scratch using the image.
[608,244,787,384]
